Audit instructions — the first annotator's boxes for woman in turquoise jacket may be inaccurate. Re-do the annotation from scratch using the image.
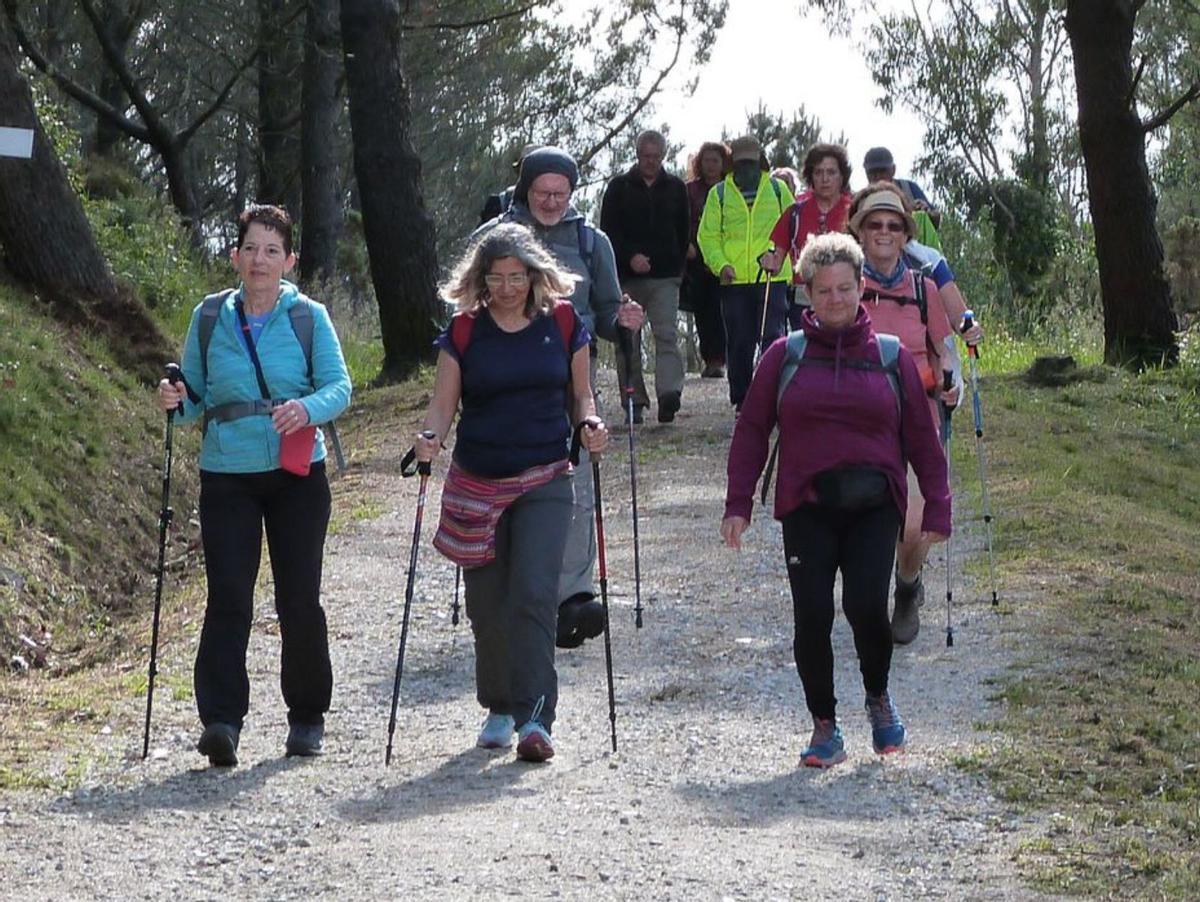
[156,204,351,768]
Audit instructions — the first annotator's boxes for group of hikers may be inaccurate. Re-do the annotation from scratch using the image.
[153,130,983,772]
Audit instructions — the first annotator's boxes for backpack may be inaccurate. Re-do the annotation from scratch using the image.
[197,290,346,470]
[758,330,904,505]
[449,300,576,358]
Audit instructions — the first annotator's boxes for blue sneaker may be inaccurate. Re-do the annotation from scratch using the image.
[865,692,906,754]
[476,713,515,749]
[800,718,847,768]
[516,721,554,762]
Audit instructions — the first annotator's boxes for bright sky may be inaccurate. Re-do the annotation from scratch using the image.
[654,0,927,193]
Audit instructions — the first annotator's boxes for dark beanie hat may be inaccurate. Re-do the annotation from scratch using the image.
[513,146,579,203]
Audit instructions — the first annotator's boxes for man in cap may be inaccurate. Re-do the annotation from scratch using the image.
[600,129,691,424]
[475,146,645,648]
[862,146,941,232]
[696,135,795,410]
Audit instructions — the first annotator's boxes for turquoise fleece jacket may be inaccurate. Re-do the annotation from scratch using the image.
[176,281,352,473]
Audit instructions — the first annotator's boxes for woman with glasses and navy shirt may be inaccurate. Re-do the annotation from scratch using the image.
[413,222,610,763]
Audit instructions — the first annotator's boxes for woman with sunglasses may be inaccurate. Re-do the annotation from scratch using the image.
[413,222,609,763]
[847,183,962,646]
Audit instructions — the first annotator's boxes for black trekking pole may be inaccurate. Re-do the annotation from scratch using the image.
[941,369,955,649]
[752,265,772,370]
[385,430,435,765]
[143,363,186,759]
[451,566,461,627]
[961,312,998,607]
[571,421,617,752]
[618,328,645,629]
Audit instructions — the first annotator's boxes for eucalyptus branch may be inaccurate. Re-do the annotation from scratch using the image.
[1142,81,1200,132]
[401,0,550,31]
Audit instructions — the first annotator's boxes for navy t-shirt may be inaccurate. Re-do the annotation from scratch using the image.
[436,305,591,478]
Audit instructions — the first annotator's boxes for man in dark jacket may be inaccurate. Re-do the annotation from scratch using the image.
[600,130,691,423]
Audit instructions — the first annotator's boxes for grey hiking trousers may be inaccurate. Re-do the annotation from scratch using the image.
[464,473,574,730]
[557,357,598,604]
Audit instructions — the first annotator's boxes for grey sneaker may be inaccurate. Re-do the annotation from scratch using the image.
[285,722,324,757]
[196,723,239,767]
[891,572,924,645]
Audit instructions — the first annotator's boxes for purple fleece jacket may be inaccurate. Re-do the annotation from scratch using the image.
[724,305,951,534]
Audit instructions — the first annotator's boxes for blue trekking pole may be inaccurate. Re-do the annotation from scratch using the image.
[941,369,955,648]
[961,311,998,607]
[143,363,185,759]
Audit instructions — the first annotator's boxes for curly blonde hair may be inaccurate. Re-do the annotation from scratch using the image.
[442,223,579,318]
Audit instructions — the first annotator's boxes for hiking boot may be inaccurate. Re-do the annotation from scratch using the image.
[556,593,605,649]
[196,723,239,767]
[516,721,554,763]
[891,572,924,645]
[657,391,681,423]
[285,722,324,757]
[800,718,846,768]
[701,363,725,379]
[623,405,645,426]
[476,713,515,749]
[865,692,906,755]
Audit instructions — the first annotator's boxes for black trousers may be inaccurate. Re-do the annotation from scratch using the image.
[719,281,788,407]
[196,463,332,729]
[685,262,726,366]
[781,501,902,721]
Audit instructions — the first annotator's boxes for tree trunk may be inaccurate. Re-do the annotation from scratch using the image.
[341,0,440,381]
[160,140,204,247]
[1066,0,1179,367]
[257,0,302,215]
[0,23,170,377]
[89,0,136,158]
[298,0,342,291]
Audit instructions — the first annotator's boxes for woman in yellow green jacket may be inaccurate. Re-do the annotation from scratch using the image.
[697,135,795,409]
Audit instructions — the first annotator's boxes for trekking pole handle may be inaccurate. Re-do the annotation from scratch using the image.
[569,417,602,466]
[401,430,437,477]
[962,310,981,359]
[164,363,185,414]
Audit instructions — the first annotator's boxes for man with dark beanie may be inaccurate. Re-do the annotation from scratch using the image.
[475,145,644,649]
[600,130,690,423]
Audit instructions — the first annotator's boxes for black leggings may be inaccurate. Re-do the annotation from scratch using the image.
[196,463,332,729]
[781,502,902,721]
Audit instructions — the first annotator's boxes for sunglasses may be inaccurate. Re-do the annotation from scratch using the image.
[863,220,906,233]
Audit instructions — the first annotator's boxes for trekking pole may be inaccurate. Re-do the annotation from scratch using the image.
[618,328,645,629]
[962,311,998,607]
[752,264,772,369]
[941,369,955,649]
[451,566,461,627]
[385,430,435,765]
[571,421,617,752]
[327,421,347,472]
[143,363,185,759]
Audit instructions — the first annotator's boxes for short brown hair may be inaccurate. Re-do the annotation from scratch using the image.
[237,204,294,256]
[801,144,852,190]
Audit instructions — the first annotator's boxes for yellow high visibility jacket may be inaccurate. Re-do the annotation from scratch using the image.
[697,172,795,285]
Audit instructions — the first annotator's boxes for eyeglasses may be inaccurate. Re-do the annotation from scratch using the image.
[529,188,570,203]
[863,220,906,233]
[484,272,530,289]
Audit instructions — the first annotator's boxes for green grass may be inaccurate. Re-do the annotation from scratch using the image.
[961,332,1200,897]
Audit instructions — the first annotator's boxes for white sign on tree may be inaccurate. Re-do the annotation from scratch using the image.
[0,126,34,159]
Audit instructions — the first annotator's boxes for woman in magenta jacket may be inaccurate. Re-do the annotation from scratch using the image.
[720,232,949,768]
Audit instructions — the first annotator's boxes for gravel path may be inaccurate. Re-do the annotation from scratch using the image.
[0,367,1049,900]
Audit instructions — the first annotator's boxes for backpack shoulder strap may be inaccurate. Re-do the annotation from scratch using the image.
[198,289,235,378]
[769,176,782,208]
[911,269,928,325]
[552,300,575,351]
[776,330,808,413]
[876,333,904,416]
[575,219,595,269]
[287,299,315,381]
[450,311,477,358]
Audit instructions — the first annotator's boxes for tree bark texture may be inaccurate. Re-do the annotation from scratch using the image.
[298,0,342,290]
[0,22,170,376]
[257,0,303,215]
[1066,0,1179,366]
[341,0,440,381]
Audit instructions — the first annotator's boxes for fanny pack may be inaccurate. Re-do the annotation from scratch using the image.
[812,466,891,512]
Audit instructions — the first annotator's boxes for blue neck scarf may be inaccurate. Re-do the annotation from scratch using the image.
[863,258,908,290]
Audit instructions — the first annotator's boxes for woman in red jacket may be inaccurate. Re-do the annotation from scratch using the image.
[721,232,949,768]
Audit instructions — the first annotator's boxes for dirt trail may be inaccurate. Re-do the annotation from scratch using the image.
[0,368,1049,900]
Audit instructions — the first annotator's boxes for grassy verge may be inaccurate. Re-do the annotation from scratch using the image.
[960,332,1200,897]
